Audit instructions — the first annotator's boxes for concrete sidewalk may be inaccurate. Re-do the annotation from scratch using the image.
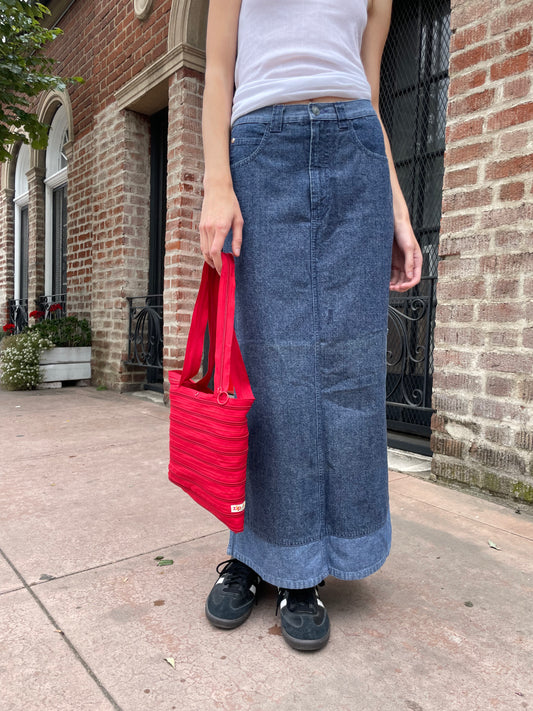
[1,387,532,711]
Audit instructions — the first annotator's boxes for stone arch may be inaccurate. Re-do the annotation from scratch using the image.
[31,89,75,170]
[2,88,73,188]
[168,0,209,54]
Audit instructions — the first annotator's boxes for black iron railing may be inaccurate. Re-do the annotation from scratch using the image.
[6,295,67,334]
[126,295,163,370]
[36,293,67,319]
[7,299,28,333]
[386,278,435,429]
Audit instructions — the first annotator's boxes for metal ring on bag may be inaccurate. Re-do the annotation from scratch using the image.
[217,390,229,405]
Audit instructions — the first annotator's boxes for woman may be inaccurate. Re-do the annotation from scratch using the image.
[199,0,422,651]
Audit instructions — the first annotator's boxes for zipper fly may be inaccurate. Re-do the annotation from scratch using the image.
[170,402,247,429]
[173,459,245,490]
[217,264,230,404]
[174,389,250,411]
[170,414,248,441]
[169,430,248,457]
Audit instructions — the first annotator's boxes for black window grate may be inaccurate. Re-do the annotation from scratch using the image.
[380,0,451,438]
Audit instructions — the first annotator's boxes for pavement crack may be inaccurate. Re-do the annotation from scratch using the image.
[0,583,25,597]
[24,528,226,587]
[0,545,124,711]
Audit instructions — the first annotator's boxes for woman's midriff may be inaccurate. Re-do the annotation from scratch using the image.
[281,96,357,105]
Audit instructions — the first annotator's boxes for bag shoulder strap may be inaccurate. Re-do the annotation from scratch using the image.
[179,254,253,400]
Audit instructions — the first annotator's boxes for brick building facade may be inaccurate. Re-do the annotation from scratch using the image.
[0,0,531,503]
[431,0,532,502]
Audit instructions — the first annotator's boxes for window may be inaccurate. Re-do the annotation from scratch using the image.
[45,105,69,297]
[14,143,30,301]
[52,185,67,295]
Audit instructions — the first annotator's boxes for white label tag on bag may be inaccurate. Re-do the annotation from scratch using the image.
[231,501,245,513]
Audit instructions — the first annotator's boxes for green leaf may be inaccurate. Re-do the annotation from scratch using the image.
[0,0,83,161]
[157,560,174,567]
[154,556,164,561]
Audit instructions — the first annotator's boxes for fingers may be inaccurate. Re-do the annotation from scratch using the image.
[199,190,243,273]
[389,267,401,291]
[389,242,423,292]
[390,272,420,292]
[210,227,227,274]
[210,213,244,272]
[231,214,243,258]
[199,214,228,271]
[389,219,423,292]
[403,244,414,283]
[389,261,422,291]
[199,227,215,269]
[211,243,223,274]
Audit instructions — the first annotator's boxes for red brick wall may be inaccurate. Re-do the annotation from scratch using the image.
[53,0,174,389]
[44,0,172,140]
[0,184,14,325]
[66,133,95,321]
[431,0,533,502]
[163,68,205,392]
[90,105,151,389]
[26,167,46,307]
[0,0,175,384]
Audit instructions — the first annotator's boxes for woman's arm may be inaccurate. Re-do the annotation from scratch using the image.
[199,0,242,274]
[361,0,423,292]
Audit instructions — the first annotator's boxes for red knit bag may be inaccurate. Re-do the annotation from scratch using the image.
[168,254,254,532]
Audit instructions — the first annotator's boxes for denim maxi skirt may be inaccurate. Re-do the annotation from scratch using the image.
[224,99,394,588]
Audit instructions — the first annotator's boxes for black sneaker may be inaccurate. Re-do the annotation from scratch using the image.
[205,559,261,629]
[276,583,330,651]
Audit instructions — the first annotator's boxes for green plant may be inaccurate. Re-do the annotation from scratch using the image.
[27,316,92,347]
[0,1,83,161]
[0,330,54,390]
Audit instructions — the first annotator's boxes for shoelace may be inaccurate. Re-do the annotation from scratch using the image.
[216,558,257,594]
[276,581,325,615]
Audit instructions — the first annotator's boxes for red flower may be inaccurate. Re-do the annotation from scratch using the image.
[3,323,15,332]
[49,304,63,312]
[29,310,45,319]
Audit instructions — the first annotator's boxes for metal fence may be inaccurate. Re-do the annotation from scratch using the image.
[7,293,67,334]
[125,295,164,371]
[380,0,451,439]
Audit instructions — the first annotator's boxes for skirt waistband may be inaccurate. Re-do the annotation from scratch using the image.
[232,99,376,128]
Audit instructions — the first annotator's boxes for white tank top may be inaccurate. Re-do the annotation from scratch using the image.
[231,0,372,124]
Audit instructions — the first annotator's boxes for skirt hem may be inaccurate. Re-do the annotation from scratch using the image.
[227,511,392,588]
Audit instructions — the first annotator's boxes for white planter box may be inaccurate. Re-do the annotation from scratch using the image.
[40,346,91,383]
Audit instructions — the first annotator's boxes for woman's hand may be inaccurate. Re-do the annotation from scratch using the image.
[200,0,242,273]
[199,181,244,274]
[389,218,423,292]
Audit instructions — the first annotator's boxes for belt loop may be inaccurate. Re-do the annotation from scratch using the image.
[270,104,284,133]
[334,102,349,130]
